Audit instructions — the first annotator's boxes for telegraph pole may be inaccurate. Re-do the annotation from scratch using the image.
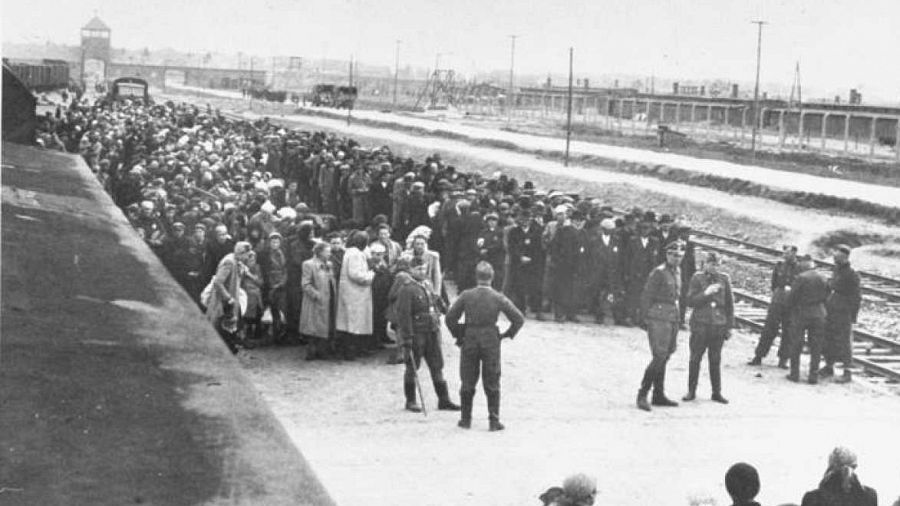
[392,39,401,110]
[507,34,517,125]
[347,55,354,125]
[564,47,574,167]
[750,20,766,157]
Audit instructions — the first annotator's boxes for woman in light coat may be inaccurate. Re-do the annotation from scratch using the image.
[335,230,374,360]
[300,241,335,360]
[206,241,253,353]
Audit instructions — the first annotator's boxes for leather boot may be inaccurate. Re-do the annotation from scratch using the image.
[685,359,700,401]
[818,363,835,378]
[458,390,474,429]
[486,391,504,431]
[636,389,651,411]
[404,381,421,412]
[435,380,460,411]
[778,357,789,369]
[787,356,800,382]
[651,367,678,407]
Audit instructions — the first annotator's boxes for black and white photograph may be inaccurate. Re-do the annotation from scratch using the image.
[2,1,899,504]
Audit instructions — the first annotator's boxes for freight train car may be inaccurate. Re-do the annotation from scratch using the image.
[2,58,71,92]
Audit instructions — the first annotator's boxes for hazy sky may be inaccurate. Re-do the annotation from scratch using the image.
[3,0,898,100]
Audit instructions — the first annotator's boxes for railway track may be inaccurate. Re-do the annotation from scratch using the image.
[691,230,900,305]
[733,289,900,388]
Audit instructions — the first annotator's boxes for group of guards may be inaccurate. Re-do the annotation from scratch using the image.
[749,244,862,385]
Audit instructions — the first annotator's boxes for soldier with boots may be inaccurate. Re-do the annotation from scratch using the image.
[394,257,460,412]
[785,254,829,384]
[636,241,684,411]
[445,261,524,431]
[749,245,801,367]
[821,245,861,384]
[683,252,734,404]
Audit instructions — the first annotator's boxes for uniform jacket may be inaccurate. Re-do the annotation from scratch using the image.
[770,259,802,305]
[507,221,545,274]
[411,249,442,295]
[827,263,861,322]
[445,286,524,343]
[786,268,829,319]
[641,264,681,322]
[299,257,335,339]
[687,270,735,328]
[394,276,440,339]
[335,247,374,335]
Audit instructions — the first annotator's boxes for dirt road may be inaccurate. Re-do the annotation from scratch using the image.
[239,320,900,506]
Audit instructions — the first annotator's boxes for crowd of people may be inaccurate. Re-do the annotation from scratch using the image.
[541,446,886,506]
[37,93,702,357]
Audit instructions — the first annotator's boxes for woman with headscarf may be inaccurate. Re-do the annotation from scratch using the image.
[801,447,877,506]
[300,241,336,360]
[206,241,254,354]
[334,230,375,360]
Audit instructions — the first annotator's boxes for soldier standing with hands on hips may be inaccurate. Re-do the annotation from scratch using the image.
[445,261,524,431]
[683,252,734,404]
[636,240,684,412]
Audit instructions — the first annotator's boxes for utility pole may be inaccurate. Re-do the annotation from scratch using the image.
[750,20,766,157]
[347,55,353,126]
[392,39,401,110]
[507,34,517,125]
[565,47,574,167]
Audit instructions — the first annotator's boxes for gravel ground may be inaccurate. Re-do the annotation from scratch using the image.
[237,319,900,506]
[159,89,900,505]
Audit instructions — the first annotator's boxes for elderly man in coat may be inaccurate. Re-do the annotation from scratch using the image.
[335,230,374,360]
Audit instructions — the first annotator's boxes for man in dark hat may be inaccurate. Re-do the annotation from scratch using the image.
[477,213,506,291]
[585,218,623,324]
[785,253,829,384]
[683,251,734,404]
[820,244,861,383]
[445,261,524,431]
[507,208,544,318]
[637,240,684,411]
[624,220,660,326]
[749,244,801,367]
[549,209,587,322]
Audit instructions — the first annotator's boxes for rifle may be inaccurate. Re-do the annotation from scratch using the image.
[405,346,427,417]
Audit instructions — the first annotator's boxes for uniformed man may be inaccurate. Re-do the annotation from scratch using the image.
[784,254,829,384]
[636,240,684,411]
[394,257,460,413]
[445,261,525,431]
[683,252,734,403]
[820,244,862,384]
[749,245,801,367]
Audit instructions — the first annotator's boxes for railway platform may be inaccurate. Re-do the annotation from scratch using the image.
[0,142,333,505]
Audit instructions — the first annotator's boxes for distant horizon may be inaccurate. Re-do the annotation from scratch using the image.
[3,0,898,104]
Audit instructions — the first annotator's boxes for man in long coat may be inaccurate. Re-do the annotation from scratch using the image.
[624,221,659,326]
[820,245,861,383]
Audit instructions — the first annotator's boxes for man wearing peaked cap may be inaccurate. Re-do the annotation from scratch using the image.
[683,251,734,404]
[637,239,684,411]
[820,244,861,383]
